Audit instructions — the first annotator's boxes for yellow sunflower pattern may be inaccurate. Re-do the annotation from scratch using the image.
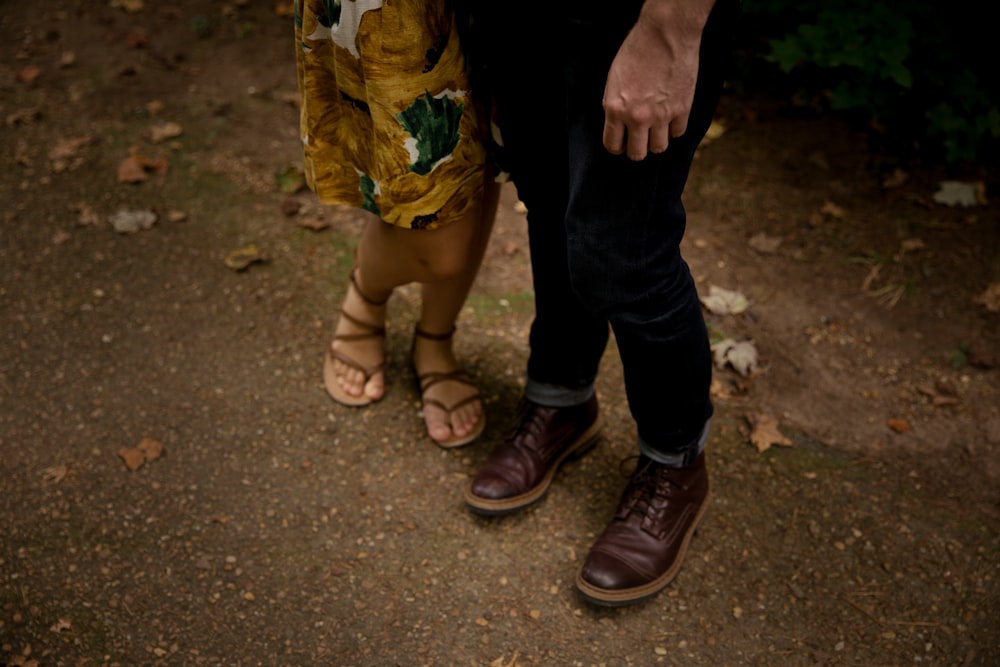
[295,0,490,230]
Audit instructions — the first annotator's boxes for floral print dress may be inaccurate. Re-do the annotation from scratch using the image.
[294,0,494,230]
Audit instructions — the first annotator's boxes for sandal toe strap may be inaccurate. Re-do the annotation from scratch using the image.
[329,349,384,379]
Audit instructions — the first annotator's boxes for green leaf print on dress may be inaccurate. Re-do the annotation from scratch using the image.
[319,0,340,27]
[359,173,380,217]
[397,91,464,176]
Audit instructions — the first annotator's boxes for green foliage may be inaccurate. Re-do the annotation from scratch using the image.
[736,1,997,163]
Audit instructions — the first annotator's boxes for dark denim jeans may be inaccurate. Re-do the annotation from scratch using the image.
[479,0,739,461]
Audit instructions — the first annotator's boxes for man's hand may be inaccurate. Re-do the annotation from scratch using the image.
[602,0,715,161]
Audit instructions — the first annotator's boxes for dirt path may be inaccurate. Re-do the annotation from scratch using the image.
[2,3,997,666]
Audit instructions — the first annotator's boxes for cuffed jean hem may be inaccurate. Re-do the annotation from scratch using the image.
[524,378,596,408]
[638,419,711,468]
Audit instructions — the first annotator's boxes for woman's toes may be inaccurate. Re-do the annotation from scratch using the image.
[423,406,454,443]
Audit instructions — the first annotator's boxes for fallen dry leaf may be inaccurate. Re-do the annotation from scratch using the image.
[281,197,303,216]
[489,652,523,667]
[711,338,758,377]
[117,437,165,471]
[8,656,40,667]
[821,201,846,219]
[110,0,145,12]
[108,209,157,234]
[881,168,909,189]
[117,149,168,183]
[138,436,164,461]
[225,245,267,271]
[127,27,149,49]
[49,619,71,633]
[40,464,69,484]
[16,65,43,85]
[117,155,148,183]
[932,181,981,208]
[748,232,783,254]
[6,107,41,126]
[71,201,102,226]
[702,119,727,144]
[747,413,793,453]
[15,139,31,166]
[973,283,1000,313]
[147,121,183,143]
[296,215,331,231]
[700,285,749,315]
[887,418,911,434]
[118,447,146,471]
[917,383,960,407]
[49,135,98,173]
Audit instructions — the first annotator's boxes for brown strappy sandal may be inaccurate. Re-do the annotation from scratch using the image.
[323,270,388,407]
[412,326,486,448]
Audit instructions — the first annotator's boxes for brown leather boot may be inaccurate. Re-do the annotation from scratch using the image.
[464,395,602,516]
[576,452,709,606]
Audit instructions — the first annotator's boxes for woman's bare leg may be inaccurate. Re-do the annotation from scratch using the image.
[328,179,501,427]
[413,179,500,442]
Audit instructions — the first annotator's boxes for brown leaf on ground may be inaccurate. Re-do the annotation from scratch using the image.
[746,413,793,453]
[881,168,909,189]
[41,464,69,484]
[49,135,98,173]
[887,418,911,434]
[296,215,331,231]
[110,0,145,12]
[138,437,165,461]
[15,139,31,166]
[127,28,149,48]
[118,446,146,471]
[117,148,168,183]
[118,437,165,470]
[748,232,783,254]
[973,283,1000,312]
[6,107,41,126]
[489,652,523,667]
[117,155,148,183]
[147,121,183,143]
[16,65,43,85]
[280,197,303,216]
[71,201,102,226]
[49,618,71,633]
[225,245,267,271]
[821,201,846,219]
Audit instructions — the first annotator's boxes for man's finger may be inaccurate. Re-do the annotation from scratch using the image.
[649,124,671,154]
[669,115,689,139]
[626,125,650,161]
[603,121,626,155]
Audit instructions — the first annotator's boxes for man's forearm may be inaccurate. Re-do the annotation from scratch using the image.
[637,0,716,45]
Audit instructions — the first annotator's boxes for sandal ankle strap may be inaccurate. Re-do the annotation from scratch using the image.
[414,325,457,342]
[350,268,390,306]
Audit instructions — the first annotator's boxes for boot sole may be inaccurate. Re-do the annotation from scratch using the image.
[464,416,603,516]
